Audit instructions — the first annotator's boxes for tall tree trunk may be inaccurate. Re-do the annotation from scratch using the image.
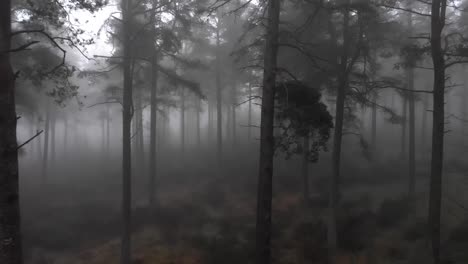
[462,69,467,148]
[421,93,428,160]
[196,98,201,148]
[135,88,144,171]
[429,1,446,263]
[121,0,133,263]
[37,116,42,163]
[106,104,110,158]
[248,83,252,141]
[181,88,185,156]
[408,69,416,200]
[216,22,223,163]
[407,9,416,202]
[401,96,407,159]
[328,3,350,261]
[63,115,68,157]
[0,1,23,262]
[302,135,310,202]
[41,101,50,184]
[371,95,377,152]
[232,81,237,147]
[148,16,158,206]
[102,116,106,154]
[255,1,280,264]
[50,111,56,171]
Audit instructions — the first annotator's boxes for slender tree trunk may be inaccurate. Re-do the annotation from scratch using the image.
[256,1,280,264]
[0,1,23,262]
[407,9,416,202]
[429,1,446,263]
[106,104,110,157]
[216,22,223,163]
[328,3,350,261]
[135,88,144,171]
[148,58,158,206]
[408,69,416,200]
[462,69,467,148]
[371,95,377,152]
[102,117,106,154]
[248,83,253,141]
[50,111,56,171]
[63,115,68,157]
[401,96,407,159]
[121,0,133,263]
[37,116,42,163]
[232,81,237,147]
[181,88,185,156]
[42,101,50,184]
[422,93,428,160]
[196,98,201,148]
[302,135,310,202]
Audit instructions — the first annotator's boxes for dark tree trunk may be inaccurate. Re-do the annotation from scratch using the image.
[196,98,201,148]
[50,111,56,170]
[255,1,280,264]
[328,3,350,260]
[248,83,252,141]
[121,0,133,263]
[371,95,377,152]
[421,93,428,160]
[106,104,110,157]
[401,96,407,159]
[181,88,185,156]
[148,46,158,207]
[408,68,416,200]
[407,9,416,202]
[429,1,446,263]
[41,101,50,184]
[231,81,237,147]
[63,115,68,157]
[302,135,310,202]
[216,22,222,163]
[0,1,23,262]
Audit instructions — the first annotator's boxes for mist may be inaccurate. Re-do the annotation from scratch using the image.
[2,0,468,264]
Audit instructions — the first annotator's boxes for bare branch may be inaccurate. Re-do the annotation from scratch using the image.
[17,130,44,150]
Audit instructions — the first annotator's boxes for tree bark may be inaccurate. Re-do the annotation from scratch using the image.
[0,1,23,262]
[328,2,350,260]
[216,20,223,164]
[255,1,280,264]
[406,9,416,202]
[421,93,428,160]
[148,47,158,207]
[63,114,68,158]
[302,135,310,202]
[196,98,201,148]
[106,104,110,158]
[50,111,56,170]
[401,96,407,159]
[371,95,377,152]
[248,82,252,141]
[41,101,50,184]
[181,88,185,156]
[429,1,446,263]
[231,81,237,147]
[121,0,133,263]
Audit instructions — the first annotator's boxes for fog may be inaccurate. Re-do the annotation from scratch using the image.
[4,0,468,264]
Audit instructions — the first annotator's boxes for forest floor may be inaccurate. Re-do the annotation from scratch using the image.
[20,154,468,264]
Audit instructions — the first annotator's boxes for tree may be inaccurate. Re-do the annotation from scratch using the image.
[0,1,22,263]
[255,1,280,264]
[120,1,133,264]
[428,0,447,263]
